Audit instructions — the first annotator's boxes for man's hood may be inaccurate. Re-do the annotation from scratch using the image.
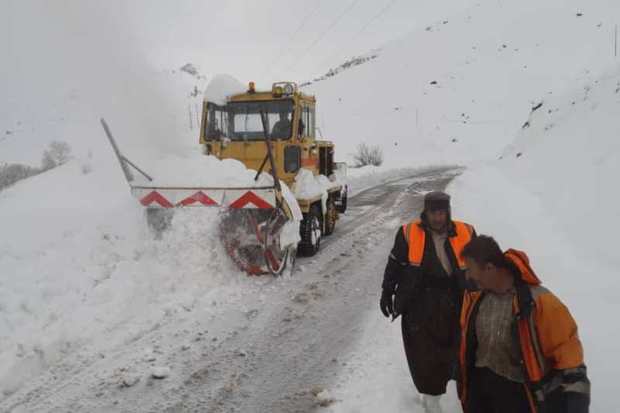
[505,249,542,286]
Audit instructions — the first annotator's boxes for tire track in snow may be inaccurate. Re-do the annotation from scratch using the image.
[192,167,460,413]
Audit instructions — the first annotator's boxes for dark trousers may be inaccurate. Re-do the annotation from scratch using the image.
[466,367,531,413]
[401,312,456,395]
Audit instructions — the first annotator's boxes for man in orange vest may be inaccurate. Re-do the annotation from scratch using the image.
[380,191,476,412]
[458,235,590,413]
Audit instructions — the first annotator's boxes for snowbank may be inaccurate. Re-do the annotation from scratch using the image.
[448,65,620,412]
[0,157,259,399]
[344,164,462,198]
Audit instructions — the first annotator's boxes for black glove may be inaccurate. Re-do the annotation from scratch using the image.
[544,368,590,413]
[546,390,590,413]
[380,289,395,318]
[565,392,590,413]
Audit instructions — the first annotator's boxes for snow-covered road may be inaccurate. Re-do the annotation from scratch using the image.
[2,167,460,413]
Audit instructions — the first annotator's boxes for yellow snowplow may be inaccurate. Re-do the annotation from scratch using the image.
[102,81,346,276]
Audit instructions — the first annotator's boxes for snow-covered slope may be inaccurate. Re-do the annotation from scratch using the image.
[329,63,620,413]
[309,0,620,167]
[0,159,251,397]
[495,67,620,268]
[449,64,620,413]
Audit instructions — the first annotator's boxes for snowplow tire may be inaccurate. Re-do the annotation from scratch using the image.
[324,198,337,236]
[336,191,347,214]
[298,204,322,257]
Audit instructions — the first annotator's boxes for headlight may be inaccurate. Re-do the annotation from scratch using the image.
[273,86,284,97]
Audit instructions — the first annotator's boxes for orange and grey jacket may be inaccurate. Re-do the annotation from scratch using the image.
[458,249,590,413]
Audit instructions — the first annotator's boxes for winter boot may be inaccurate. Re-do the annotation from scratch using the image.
[420,394,443,413]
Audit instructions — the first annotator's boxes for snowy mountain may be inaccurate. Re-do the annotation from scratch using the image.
[309,0,619,167]
[299,51,379,88]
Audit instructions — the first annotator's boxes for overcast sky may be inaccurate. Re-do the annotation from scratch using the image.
[121,0,475,84]
[2,0,475,87]
[0,0,477,149]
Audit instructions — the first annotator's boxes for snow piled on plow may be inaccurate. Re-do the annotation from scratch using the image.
[292,168,332,202]
[137,149,261,188]
[203,74,246,106]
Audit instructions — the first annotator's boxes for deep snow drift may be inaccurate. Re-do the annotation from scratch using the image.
[0,159,232,396]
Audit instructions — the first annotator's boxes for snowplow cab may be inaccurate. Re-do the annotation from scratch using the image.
[200,82,331,191]
[200,82,341,206]
[200,81,347,256]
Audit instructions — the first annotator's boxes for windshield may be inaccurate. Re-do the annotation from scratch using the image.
[206,100,294,141]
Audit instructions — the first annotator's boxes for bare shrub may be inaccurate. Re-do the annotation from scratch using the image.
[41,141,72,171]
[0,163,40,191]
[353,143,383,167]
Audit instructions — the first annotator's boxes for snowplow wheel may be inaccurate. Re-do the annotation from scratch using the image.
[336,189,347,214]
[298,204,322,256]
[265,245,296,277]
[324,198,337,236]
[263,208,296,276]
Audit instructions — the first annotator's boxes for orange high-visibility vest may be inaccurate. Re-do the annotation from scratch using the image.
[401,220,474,270]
